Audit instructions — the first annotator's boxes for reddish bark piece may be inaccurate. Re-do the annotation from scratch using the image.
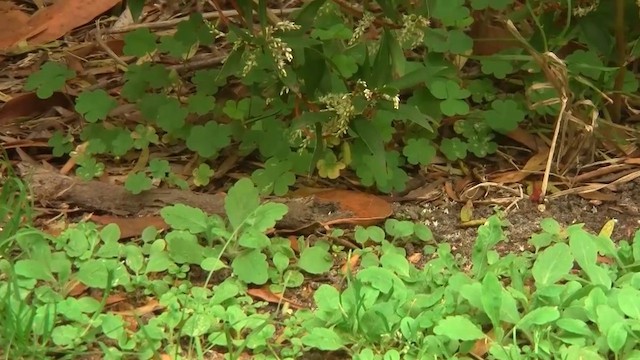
[314,189,392,226]
[90,214,168,239]
[0,92,74,125]
[247,287,305,309]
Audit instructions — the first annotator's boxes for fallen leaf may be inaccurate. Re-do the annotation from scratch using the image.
[340,253,360,274]
[314,189,393,226]
[90,214,168,239]
[470,328,496,357]
[490,151,548,184]
[247,287,304,309]
[0,0,122,51]
[407,252,422,264]
[460,200,474,222]
[0,92,74,125]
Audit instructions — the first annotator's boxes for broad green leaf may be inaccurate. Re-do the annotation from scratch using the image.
[569,228,597,268]
[618,287,640,319]
[607,322,627,354]
[516,306,559,330]
[433,316,486,341]
[160,204,209,234]
[481,273,503,328]
[556,318,592,336]
[301,327,345,351]
[596,304,624,334]
[225,178,260,230]
[532,243,573,286]
[471,216,504,277]
[299,246,333,274]
[370,29,393,88]
[232,249,269,285]
[165,231,205,264]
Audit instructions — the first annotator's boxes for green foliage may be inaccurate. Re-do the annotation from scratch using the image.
[4,173,640,358]
[25,61,75,99]
[23,0,640,195]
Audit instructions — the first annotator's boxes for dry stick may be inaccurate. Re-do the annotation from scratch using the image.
[105,8,300,34]
[505,20,570,201]
[541,97,568,201]
[95,19,128,68]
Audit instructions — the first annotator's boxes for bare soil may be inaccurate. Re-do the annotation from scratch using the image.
[393,179,640,261]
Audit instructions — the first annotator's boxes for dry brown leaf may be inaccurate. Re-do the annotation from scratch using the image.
[247,287,304,309]
[0,92,74,125]
[314,189,392,227]
[340,253,360,274]
[90,214,168,239]
[490,151,547,184]
[0,0,122,51]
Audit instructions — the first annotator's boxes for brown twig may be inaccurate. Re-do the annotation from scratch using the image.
[105,8,300,34]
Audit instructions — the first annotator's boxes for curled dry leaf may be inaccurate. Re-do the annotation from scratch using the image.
[313,189,393,227]
[247,287,305,309]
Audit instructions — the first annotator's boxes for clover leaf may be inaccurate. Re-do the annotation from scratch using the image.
[428,79,470,116]
[403,138,436,165]
[186,122,231,158]
[74,90,118,123]
[440,137,468,161]
[251,158,296,196]
[25,62,75,99]
[482,99,526,134]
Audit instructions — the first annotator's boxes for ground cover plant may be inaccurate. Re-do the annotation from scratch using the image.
[2,0,640,359]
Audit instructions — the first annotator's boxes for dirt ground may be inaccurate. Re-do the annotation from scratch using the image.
[393,179,640,260]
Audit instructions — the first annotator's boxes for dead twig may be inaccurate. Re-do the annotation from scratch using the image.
[106,8,300,34]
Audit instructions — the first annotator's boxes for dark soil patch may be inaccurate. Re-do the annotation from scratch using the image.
[394,179,640,263]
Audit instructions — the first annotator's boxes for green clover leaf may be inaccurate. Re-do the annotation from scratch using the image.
[424,29,473,54]
[440,137,468,161]
[192,163,214,187]
[156,98,188,133]
[403,138,436,165]
[186,122,231,158]
[25,62,75,99]
[132,124,159,149]
[429,79,470,116]
[481,58,514,79]
[149,158,171,179]
[111,129,134,156]
[123,28,158,57]
[316,152,346,179]
[76,157,105,180]
[75,89,118,123]
[467,134,498,157]
[483,99,526,134]
[125,172,153,194]
[192,69,221,96]
[187,93,215,115]
[432,0,470,26]
[251,158,296,196]
[49,131,74,157]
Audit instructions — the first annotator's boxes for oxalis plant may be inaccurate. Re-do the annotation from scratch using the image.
[26,0,640,195]
[3,180,640,359]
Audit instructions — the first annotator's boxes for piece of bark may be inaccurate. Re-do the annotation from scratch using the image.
[16,164,346,230]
